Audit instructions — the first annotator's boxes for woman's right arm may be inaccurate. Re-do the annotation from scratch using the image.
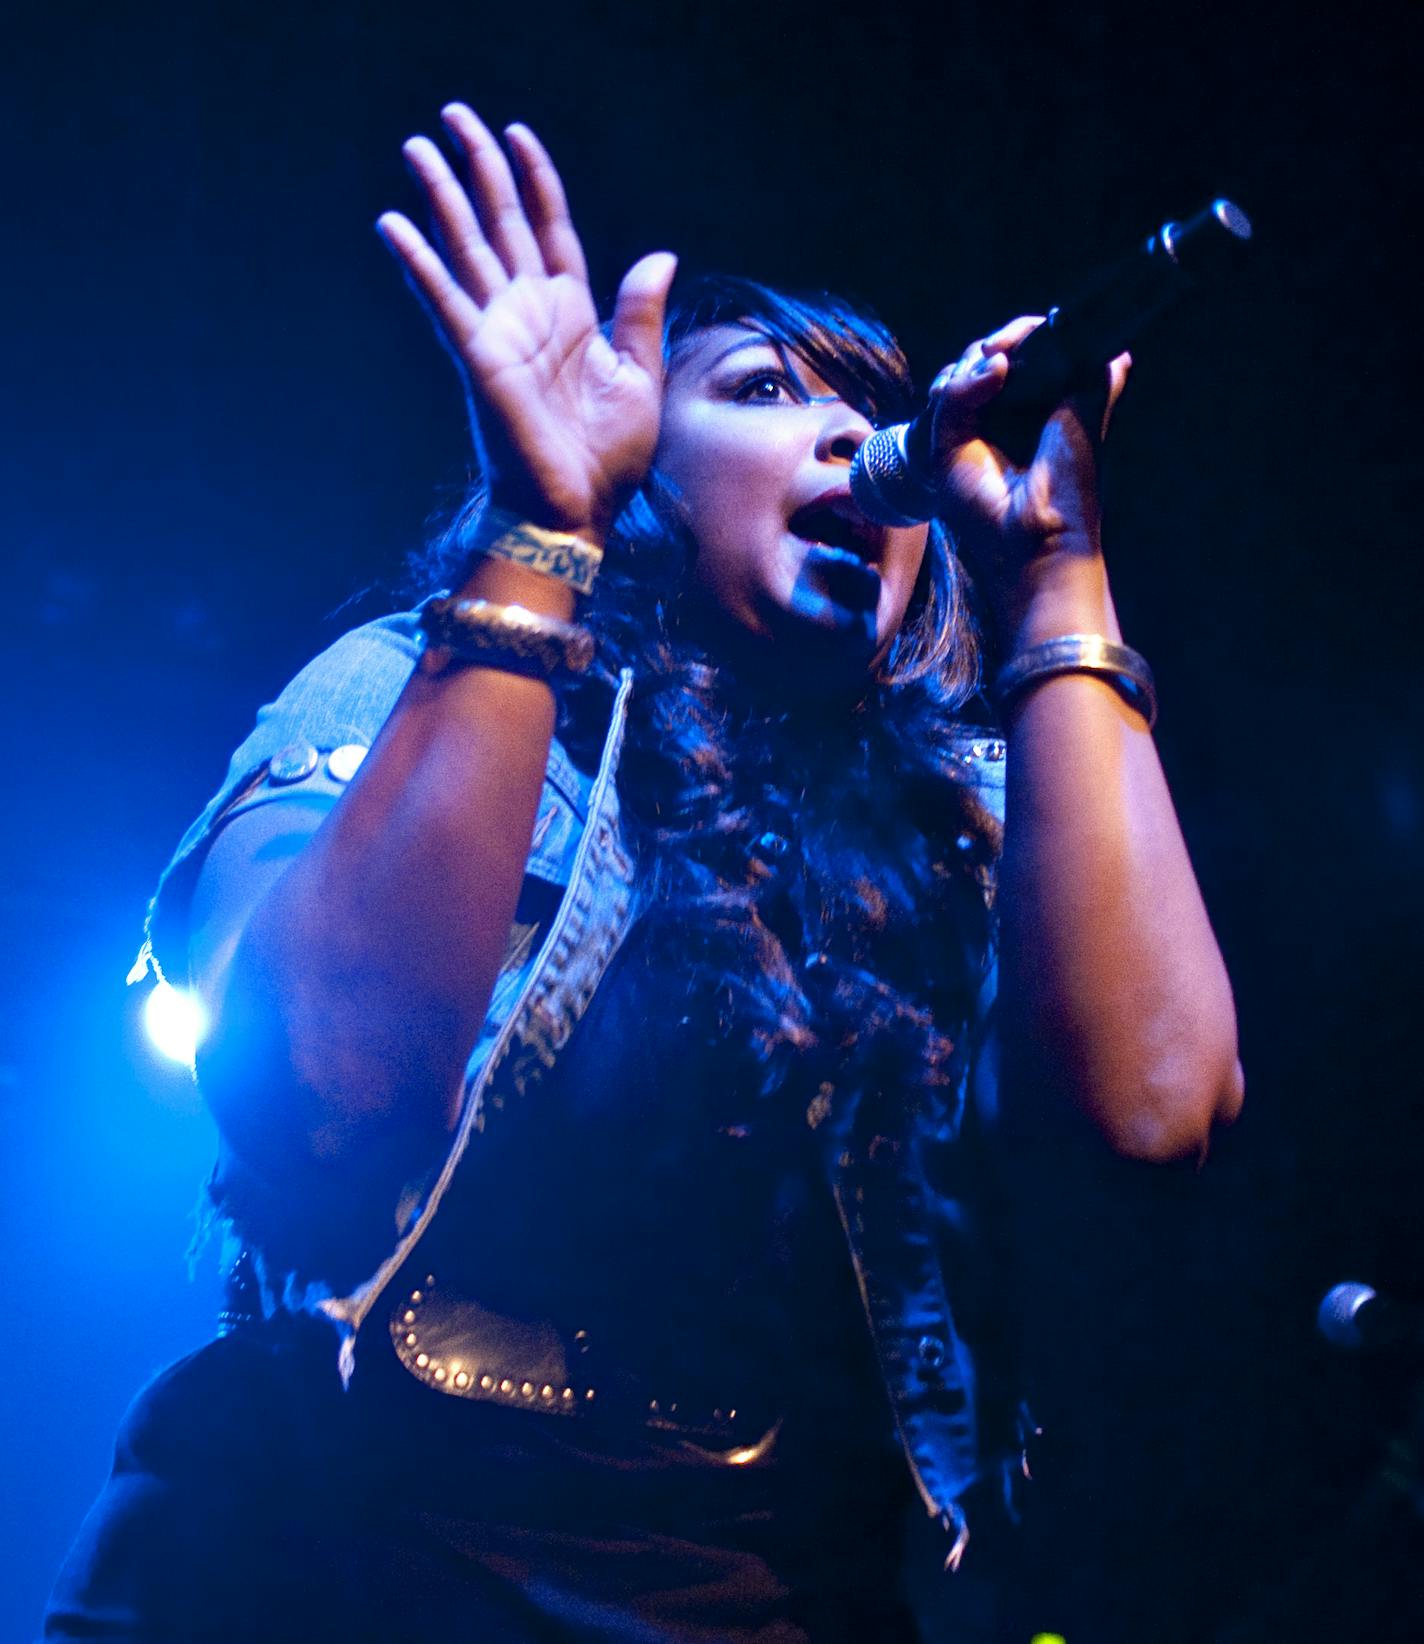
[190,108,675,1193]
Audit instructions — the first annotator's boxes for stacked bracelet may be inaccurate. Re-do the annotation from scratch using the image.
[469,507,604,597]
[419,597,596,682]
[994,633,1158,727]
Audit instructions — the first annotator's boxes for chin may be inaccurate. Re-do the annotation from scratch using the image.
[767,595,880,681]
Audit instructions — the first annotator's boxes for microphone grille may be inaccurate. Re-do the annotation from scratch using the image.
[849,425,936,528]
[1316,1281,1376,1350]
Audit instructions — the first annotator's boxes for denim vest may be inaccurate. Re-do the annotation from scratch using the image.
[140,610,1011,1569]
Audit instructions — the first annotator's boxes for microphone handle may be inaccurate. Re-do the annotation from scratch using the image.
[853,199,1252,522]
[979,208,1206,460]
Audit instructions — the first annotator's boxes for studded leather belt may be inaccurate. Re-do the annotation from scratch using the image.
[388,1272,776,1458]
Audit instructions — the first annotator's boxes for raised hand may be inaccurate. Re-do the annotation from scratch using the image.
[924,319,1131,641]
[377,105,677,541]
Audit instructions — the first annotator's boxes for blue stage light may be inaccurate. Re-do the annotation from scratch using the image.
[142,980,208,1066]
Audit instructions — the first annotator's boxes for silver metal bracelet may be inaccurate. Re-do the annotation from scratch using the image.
[994,633,1157,727]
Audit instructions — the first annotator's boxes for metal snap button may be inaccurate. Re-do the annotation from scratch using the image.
[267,742,318,783]
[917,1334,947,1371]
[326,743,368,783]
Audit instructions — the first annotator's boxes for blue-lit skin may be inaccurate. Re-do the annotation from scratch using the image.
[189,102,1242,1192]
[656,328,929,671]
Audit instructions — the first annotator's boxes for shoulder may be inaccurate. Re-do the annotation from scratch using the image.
[141,610,596,982]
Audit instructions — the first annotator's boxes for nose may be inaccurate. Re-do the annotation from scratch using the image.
[813,400,875,466]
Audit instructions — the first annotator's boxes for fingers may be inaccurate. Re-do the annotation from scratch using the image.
[440,104,546,281]
[610,252,679,382]
[503,123,590,284]
[388,109,592,335]
[375,209,483,358]
[398,109,587,300]
[930,348,1008,407]
[1060,349,1133,449]
[400,135,509,305]
[927,345,1013,444]
[928,314,1048,435]
[1101,350,1132,438]
[979,315,1046,358]
[928,318,1135,452]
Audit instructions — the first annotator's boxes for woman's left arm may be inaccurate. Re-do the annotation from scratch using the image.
[933,321,1244,1162]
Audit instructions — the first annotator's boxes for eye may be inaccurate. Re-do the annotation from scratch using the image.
[731,370,801,405]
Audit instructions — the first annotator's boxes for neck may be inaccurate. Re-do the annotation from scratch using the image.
[671,598,881,725]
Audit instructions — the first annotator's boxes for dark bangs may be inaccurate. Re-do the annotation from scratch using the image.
[664,274,918,429]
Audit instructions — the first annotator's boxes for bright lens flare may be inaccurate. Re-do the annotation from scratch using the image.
[142,980,208,1066]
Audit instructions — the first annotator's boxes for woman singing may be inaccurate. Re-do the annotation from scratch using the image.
[45,105,1242,1641]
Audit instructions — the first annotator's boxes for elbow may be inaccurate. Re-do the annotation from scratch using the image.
[197,1025,456,1198]
[195,951,462,1184]
[1097,1051,1245,1165]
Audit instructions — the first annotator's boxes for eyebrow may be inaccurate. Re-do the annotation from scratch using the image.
[697,335,783,372]
[691,336,837,407]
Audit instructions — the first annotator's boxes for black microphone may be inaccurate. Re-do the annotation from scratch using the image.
[1317,1281,1424,1354]
[848,198,1253,526]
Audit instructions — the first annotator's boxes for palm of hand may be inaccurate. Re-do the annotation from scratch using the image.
[377,107,676,542]
[937,409,1099,559]
[468,274,662,534]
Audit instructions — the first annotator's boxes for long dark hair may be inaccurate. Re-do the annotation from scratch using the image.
[416,275,1001,1133]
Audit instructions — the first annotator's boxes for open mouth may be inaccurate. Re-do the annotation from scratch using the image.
[787,499,881,564]
[788,498,883,614]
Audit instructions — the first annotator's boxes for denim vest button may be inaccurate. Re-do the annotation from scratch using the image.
[326,743,368,783]
[917,1334,947,1370]
[267,742,318,783]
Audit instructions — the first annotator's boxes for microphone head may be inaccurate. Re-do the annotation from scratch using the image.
[1317,1280,1377,1350]
[849,424,939,527]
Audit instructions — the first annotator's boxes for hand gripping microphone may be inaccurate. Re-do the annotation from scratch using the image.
[848,198,1253,526]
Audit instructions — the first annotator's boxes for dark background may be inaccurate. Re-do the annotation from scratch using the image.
[3,2,1421,1639]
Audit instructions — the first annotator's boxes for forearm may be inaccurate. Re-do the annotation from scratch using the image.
[996,552,1244,1161]
[194,107,676,1187]
[202,557,578,1174]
